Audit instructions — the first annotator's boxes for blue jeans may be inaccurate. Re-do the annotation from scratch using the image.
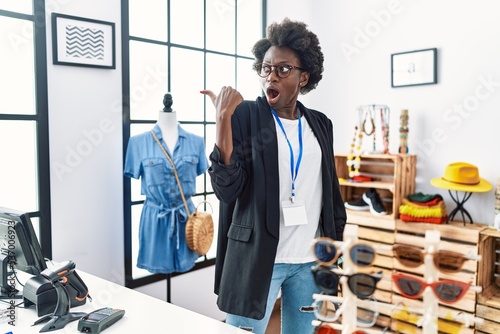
[226,262,319,334]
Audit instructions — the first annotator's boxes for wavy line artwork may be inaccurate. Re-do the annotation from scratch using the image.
[65,25,105,60]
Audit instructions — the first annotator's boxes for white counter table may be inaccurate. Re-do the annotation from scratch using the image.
[1,270,246,334]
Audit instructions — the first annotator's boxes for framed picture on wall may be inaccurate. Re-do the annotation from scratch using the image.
[51,13,116,69]
[391,48,437,87]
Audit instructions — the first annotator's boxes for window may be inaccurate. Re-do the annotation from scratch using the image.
[123,0,265,288]
[0,1,52,258]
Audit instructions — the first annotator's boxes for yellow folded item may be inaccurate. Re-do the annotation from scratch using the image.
[399,204,447,218]
[402,198,446,210]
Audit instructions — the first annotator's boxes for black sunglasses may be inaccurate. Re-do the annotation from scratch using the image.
[311,264,382,298]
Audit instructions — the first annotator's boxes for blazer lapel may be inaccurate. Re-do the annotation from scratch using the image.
[257,97,280,239]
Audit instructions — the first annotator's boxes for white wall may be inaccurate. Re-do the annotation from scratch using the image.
[268,0,500,225]
[44,0,500,324]
[46,0,124,284]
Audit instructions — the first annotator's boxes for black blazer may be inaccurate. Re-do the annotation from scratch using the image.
[208,96,346,319]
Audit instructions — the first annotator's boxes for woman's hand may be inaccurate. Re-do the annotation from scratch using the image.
[200,86,243,120]
[200,87,243,164]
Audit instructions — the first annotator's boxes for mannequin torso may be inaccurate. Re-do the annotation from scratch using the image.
[157,111,178,153]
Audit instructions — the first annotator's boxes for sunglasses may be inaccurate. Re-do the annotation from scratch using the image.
[312,238,382,267]
[313,322,388,334]
[392,244,477,273]
[391,303,481,332]
[312,264,382,298]
[312,293,379,327]
[392,272,476,303]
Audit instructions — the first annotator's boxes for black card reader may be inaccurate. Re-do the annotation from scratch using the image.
[77,307,125,333]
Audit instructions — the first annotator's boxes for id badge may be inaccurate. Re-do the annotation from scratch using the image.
[281,200,308,226]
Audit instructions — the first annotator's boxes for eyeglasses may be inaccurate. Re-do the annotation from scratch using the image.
[312,293,379,327]
[393,244,477,274]
[392,272,477,303]
[311,264,382,298]
[254,63,304,78]
[312,238,380,267]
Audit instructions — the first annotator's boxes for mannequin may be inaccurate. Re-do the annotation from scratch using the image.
[157,93,178,153]
[124,92,209,276]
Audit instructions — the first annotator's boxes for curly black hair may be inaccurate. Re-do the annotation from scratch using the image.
[252,18,324,94]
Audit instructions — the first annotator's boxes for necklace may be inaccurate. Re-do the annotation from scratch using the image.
[347,125,362,178]
[399,109,409,154]
[361,108,375,136]
[380,107,390,154]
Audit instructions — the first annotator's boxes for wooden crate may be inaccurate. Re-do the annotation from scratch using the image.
[393,220,484,334]
[475,228,500,333]
[335,153,416,220]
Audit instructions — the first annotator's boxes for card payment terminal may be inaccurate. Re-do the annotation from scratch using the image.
[77,307,125,333]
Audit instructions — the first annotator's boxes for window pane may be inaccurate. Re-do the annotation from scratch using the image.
[129,0,168,41]
[206,0,235,53]
[237,58,262,100]
[129,123,155,202]
[205,53,235,122]
[205,124,216,194]
[202,193,218,260]
[170,48,205,122]
[181,124,207,195]
[0,16,35,115]
[237,1,262,56]
[170,0,204,48]
[0,120,38,211]
[31,217,41,245]
[0,0,32,14]
[131,203,151,279]
[129,41,168,121]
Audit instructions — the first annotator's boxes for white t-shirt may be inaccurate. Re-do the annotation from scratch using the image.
[273,114,323,263]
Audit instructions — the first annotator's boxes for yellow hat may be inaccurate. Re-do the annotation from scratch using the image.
[431,162,492,193]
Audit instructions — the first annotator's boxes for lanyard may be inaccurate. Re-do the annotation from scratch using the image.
[270,107,303,203]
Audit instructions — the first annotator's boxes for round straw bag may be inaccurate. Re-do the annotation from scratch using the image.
[185,201,214,255]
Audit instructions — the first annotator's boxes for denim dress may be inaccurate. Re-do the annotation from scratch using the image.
[124,125,209,273]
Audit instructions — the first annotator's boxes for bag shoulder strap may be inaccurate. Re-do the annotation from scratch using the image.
[150,130,191,215]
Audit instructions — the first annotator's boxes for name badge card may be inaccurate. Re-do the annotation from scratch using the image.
[282,200,308,226]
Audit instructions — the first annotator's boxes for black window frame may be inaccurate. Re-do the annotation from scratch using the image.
[122,0,266,293]
[0,1,52,260]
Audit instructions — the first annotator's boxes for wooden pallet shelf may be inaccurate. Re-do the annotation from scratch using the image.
[336,153,500,333]
[475,228,500,333]
[335,153,416,220]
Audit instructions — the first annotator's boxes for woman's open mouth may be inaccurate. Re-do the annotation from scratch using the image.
[266,87,280,103]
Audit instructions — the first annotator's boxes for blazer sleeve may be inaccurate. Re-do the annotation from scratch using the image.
[208,103,250,203]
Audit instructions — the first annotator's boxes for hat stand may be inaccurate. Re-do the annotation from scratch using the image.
[446,190,474,224]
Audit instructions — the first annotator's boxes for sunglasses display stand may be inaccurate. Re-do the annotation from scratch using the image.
[340,224,359,333]
[330,224,381,334]
[421,230,440,334]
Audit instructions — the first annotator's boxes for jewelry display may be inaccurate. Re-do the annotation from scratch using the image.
[346,125,362,178]
[360,107,375,136]
[357,104,390,154]
[380,108,389,154]
[399,109,409,154]
[495,177,500,214]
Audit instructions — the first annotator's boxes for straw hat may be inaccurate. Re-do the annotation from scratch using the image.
[431,162,492,193]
